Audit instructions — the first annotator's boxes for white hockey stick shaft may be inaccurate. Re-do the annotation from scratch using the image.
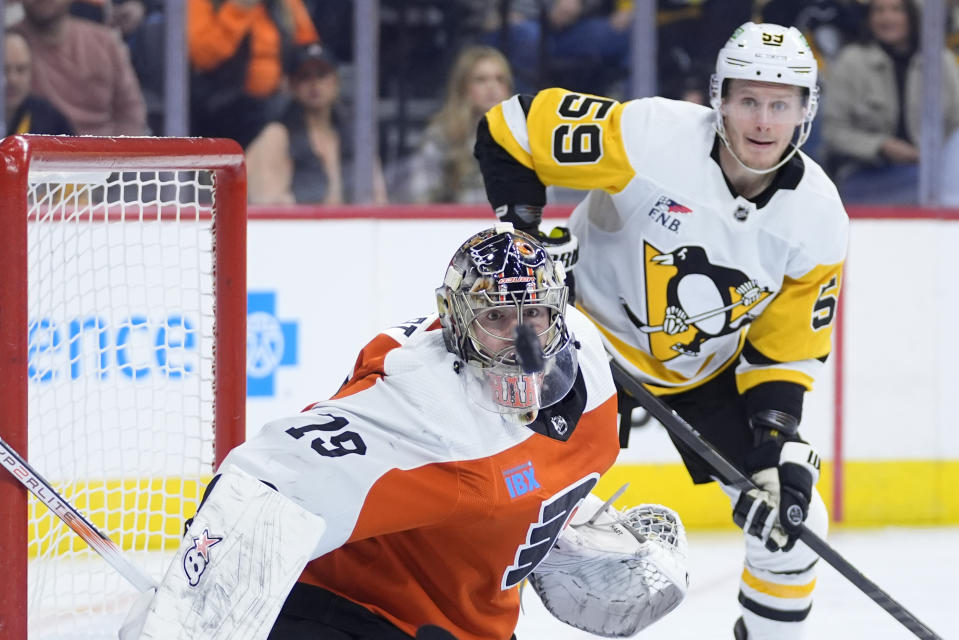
[0,435,158,593]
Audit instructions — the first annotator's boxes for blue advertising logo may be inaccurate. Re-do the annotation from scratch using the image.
[247,292,298,397]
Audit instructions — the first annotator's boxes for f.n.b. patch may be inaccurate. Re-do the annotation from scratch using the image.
[648,196,692,234]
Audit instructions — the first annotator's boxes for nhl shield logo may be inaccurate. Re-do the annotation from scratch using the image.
[550,415,569,435]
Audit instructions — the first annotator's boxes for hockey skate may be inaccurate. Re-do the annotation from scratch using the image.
[733,616,747,639]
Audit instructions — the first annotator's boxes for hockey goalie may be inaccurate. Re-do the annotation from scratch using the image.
[118,225,688,640]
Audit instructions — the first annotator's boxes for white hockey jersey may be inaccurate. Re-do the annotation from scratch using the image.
[482,90,848,394]
[219,307,619,640]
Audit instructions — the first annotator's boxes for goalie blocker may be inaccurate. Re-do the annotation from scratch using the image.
[530,493,689,637]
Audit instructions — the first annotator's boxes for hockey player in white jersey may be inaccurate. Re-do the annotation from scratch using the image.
[474,21,848,640]
[118,225,689,640]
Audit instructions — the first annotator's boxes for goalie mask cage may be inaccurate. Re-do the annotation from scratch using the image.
[0,136,247,639]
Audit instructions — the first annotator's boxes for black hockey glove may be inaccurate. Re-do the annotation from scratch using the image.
[536,225,579,302]
[538,226,579,272]
[494,203,544,233]
[736,410,820,552]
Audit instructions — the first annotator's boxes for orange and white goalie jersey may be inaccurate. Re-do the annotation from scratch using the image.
[219,307,619,640]
[483,90,848,394]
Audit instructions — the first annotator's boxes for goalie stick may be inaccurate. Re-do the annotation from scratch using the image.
[608,359,944,640]
[0,434,157,593]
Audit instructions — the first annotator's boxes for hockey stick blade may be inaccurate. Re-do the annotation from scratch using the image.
[0,435,157,593]
[608,359,944,640]
[514,323,544,374]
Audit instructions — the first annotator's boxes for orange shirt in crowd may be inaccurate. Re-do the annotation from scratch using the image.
[188,0,319,97]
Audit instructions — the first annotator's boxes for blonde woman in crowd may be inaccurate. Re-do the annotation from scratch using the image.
[405,45,513,204]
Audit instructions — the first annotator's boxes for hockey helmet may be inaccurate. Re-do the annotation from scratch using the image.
[710,23,820,171]
[436,224,577,421]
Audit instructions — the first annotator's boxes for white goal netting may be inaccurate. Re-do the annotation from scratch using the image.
[25,169,219,639]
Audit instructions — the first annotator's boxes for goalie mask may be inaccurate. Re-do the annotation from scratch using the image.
[710,22,819,174]
[436,224,577,422]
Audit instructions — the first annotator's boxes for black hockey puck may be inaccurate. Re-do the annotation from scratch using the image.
[514,323,544,373]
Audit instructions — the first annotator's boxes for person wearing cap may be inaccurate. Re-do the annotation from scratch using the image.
[188,0,319,147]
[473,21,847,640]
[246,43,387,204]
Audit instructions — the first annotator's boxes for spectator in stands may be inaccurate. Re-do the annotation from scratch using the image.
[761,0,865,66]
[4,30,73,136]
[402,45,513,204]
[188,0,319,149]
[760,0,866,161]
[12,0,147,136]
[656,0,753,104]
[467,0,630,95]
[821,0,959,204]
[112,0,166,134]
[245,44,387,205]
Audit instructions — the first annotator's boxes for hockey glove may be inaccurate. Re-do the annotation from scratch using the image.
[494,203,544,233]
[729,475,789,552]
[537,225,579,272]
[739,410,821,551]
[538,226,578,302]
[531,493,688,637]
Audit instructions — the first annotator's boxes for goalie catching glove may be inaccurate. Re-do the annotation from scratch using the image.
[529,492,688,637]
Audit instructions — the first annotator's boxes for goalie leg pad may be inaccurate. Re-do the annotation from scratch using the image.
[131,464,326,640]
[530,495,689,637]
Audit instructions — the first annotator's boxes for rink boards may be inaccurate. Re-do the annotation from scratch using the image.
[239,206,959,528]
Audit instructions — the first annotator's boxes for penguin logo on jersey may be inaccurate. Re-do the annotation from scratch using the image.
[622,242,771,360]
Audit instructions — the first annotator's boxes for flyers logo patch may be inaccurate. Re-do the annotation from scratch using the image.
[621,242,771,360]
[501,474,598,589]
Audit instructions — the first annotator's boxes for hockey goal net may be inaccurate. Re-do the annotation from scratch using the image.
[0,136,247,639]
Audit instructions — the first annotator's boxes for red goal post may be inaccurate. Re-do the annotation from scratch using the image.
[0,136,247,639]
